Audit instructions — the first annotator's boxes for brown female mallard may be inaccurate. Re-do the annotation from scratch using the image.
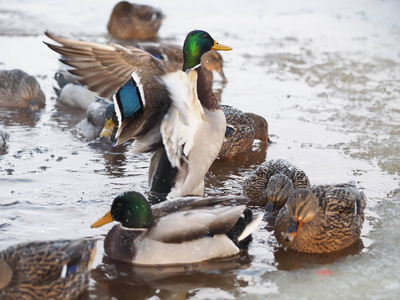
[107,1,164,40]
[274,184,367,253]
[242,159,310,208]
[0,69,45,111]
[218,105,270,158]
[0,239,97,299]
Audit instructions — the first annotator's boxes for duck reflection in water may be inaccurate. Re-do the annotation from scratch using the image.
[273,238,364,271]
[90,254,252,300]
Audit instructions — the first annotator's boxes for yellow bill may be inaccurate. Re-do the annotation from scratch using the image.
[100,118,116,139]
[212,40,232,51]
[91,211,114,228]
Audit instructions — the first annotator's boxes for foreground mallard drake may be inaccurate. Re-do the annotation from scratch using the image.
[0,239,97,299]
[0,69,45,111]
[44,30,231,198]
[107,1,164,40]
[275,185,367,253]
[242,159,310,208]
[91,191,263,265]
[218,105,270,158]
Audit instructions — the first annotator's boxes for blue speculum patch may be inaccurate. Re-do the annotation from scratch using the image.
[225,126,235,137]
[116,78,143,121]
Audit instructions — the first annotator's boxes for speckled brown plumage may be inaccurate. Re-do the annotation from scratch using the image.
[218,105,269,158]
[0,239,97,300]
[0,69,45,110]
[242,159,310,205]
[107,1,164,40]
[274,185,367,253]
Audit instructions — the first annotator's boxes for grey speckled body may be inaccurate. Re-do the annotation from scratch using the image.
[242,159,310,205]
[275,185,367,253]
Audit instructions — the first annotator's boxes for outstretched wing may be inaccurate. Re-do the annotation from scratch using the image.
[44,31,165,101]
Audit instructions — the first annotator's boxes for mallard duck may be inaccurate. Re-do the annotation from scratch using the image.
[0,69,45,111]
[57,83,99,110]
[53,70,98,110]
[218,105,270,158]
[0,239,97,299]
[275,184,367,253]
[44,30,231,198]
[91,191,262,265]
[107,1,164,40]
[74,98,114,141]
[136,43,228,83]
[242,159,310,207]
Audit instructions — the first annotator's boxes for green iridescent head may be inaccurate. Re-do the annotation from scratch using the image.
[182,30,232,71]
[91,191,154,229]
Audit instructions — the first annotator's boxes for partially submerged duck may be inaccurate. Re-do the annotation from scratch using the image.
[0,239,97,299]
[44,30,231,198]
[242,159,310,208]
[218,105,270,158]
[0,69,45,111]
[74,98,115,141]
[91,191,263,265]
[107,1,164,40]
[275,184,367,253]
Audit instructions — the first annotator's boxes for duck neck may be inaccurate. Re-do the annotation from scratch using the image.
[194,65,220,111]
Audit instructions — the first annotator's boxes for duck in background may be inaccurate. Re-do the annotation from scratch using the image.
[242,159,310,209]
[0,239,97,299]
[53,70,98,110]
[0,125,10,154]
[107,1,164,40]
[218,105,270,159]
[274,184,367,253]
[44,30,231,199]
[91,191,263,265]
[0,69,45,112]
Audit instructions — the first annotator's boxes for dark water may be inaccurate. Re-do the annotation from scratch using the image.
[1,0,400,299]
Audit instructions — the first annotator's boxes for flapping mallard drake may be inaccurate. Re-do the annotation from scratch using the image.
[0,69,45,111]
[242,159,310,208]
[218,105,270,158]
[107,1,164,40]
[275,184,367,253]
[0,239,97,299]
[91,191,262,265]
[44,30,231,198]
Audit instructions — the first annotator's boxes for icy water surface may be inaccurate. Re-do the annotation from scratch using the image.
[0,0,399,299]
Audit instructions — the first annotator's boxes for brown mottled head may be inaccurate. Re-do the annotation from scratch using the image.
[284,188,318,241]
[266,174,294,213]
